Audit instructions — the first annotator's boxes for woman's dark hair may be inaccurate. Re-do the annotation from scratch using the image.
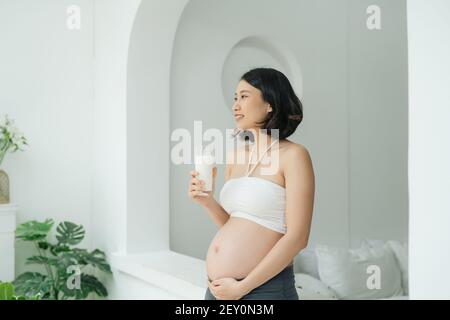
[240,67,303,140]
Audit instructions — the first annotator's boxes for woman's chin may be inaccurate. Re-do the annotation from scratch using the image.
[235,122,250,130]
[239,126,257,132]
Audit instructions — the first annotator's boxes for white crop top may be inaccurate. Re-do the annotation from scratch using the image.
[219,139,287,234]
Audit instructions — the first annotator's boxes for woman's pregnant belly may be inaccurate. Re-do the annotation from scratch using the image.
[206,216,287,281]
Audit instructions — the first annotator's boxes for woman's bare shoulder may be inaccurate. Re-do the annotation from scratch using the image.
[280,140,309,154]
[280,140,312,170]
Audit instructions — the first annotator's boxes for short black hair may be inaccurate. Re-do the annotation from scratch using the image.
[240,67,303,140]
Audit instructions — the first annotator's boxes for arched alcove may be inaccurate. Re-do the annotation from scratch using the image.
[115,0,309,297]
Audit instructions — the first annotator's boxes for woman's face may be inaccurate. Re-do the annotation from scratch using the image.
[233,80,272,130]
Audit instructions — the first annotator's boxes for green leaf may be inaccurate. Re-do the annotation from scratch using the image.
[49,243,71,256]
[37,241,71,256]
[13,272,53,298]
[37,241,50,250]
[72,248,112,273]
[15,219,54,241]
[29,292,43,300]
[12,293,42,300]
[56,221,85,245]
[59,273,107,299]
[0,282,14,300]
[26,255,58,266]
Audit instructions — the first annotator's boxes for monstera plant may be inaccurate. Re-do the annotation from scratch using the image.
[13,219,112,300]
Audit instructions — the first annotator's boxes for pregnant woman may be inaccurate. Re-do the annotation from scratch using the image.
[188,68,315,300]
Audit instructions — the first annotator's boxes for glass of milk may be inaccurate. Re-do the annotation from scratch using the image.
[194,154,216,192]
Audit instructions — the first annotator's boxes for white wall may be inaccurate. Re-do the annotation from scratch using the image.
[408,0,450,299]
[0,0,94,277]
[348,0,409,247]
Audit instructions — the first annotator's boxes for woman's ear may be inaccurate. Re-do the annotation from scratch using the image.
[267,104,272,113]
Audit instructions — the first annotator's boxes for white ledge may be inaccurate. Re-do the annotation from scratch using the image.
[0,203,19,213]
[111,250,207,299]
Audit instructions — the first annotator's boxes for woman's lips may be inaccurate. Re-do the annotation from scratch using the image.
[234,115,244,120]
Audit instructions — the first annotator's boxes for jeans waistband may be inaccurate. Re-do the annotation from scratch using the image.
[208,263,294,283]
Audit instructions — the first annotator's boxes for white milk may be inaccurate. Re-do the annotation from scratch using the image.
[195,155,215,192]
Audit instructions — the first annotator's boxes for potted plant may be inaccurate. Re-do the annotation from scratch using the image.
[13,219,112,300]
[0,114,28,204]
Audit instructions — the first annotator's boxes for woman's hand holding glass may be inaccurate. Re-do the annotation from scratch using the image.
[188,168,217,208]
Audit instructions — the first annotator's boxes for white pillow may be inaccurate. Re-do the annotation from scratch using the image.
[360,238,385,248]
[361,239,409,295]
[295,247,320,279]
[387,241,408,295]
[315,243,404,299]
[294,273,338,300]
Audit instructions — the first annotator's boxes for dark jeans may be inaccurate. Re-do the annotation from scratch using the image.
[204,264,299,300]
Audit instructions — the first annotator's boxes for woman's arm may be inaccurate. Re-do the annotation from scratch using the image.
[204,199,230,228]
[239,145,315,294]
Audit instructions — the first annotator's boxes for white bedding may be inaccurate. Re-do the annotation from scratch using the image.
[294,239,409,300]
